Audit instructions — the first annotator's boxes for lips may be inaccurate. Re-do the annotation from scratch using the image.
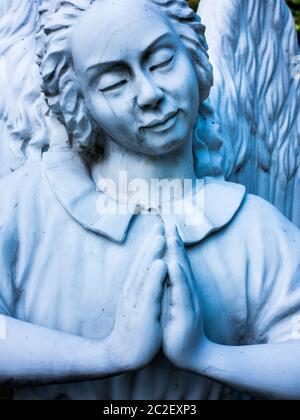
[141,110,179,132]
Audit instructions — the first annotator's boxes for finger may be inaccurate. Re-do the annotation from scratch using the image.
[141,260,167,320]
[166,231,197,307]
[166,236,186,265]
[149,222,165,238]
[164,221,178,240]
[135,223,166,277]
[147,234,166,261]
[164,223,188,266]
[134,232,166,277]
[126,223,165,286]
[124,235,166,307]
[139,234,166,290]
[170,247,199,312]
[168,262,193,316]
[130,234,166,289]
[139,223,165,255]
[161,276,171,329]
[166,237,196,297]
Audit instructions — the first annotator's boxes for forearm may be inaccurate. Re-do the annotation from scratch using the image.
[195,338,300,400]
[0,316,121,386]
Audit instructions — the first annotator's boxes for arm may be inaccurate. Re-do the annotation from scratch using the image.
[0,225,167,386]
[194,338,300,400]
[162,225,300,400]
[0,315,118,386]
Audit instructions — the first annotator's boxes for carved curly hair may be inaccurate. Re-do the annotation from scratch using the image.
[37,0,222,174]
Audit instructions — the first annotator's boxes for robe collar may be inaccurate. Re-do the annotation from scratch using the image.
[43,149,246,245]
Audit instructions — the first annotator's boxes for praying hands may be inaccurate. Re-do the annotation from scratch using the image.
[109,223,205,372]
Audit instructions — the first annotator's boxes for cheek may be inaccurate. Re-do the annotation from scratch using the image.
[87,94,131,131]
[86,93,140,145]
[179,60,199,101]
[167,56,199,108]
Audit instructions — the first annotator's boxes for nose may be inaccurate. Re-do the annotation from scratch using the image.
[136,74,164,110]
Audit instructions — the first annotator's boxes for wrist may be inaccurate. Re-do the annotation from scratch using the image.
[104,332,138,375]
[173,334,212,374]
[104,333,126,374]
[190,335,216,375]
[195,337,228,378]
[78,334,128,379]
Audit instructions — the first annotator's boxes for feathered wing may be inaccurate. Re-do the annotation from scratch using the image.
[198,0,300,227]
[0,0,56,177]
[0,1,22,177]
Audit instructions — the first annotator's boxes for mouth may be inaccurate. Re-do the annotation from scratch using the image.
[141,110,180,133]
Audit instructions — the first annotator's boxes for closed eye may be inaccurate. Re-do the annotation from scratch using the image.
[99,79,127,93]
[150,55,174,72]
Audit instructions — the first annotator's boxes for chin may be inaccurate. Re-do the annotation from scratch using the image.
[141,137,186,157]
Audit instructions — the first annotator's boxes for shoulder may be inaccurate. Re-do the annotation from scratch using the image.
[240,193,299,236]
[204,177,300,244]
[223,190,300,263]
[0,161,45,225]
[206,176,298,231]
[0,160,43,198]
[203,177,246,229]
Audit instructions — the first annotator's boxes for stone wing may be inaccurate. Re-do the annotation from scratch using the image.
[198,0,300,227]
[0,0,54,178]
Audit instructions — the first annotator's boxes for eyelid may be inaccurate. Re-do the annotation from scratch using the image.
[150,54,174,72]
[99,79,127,93]
[99,79,127,92]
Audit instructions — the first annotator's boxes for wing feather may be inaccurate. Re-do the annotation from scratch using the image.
[0,0,54,176]
[199,0,300,226]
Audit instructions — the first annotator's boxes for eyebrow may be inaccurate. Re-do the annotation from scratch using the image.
[85,61,128,82]
[84,32,174,80]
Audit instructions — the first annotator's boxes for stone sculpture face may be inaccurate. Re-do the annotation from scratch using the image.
[71,0,200,156]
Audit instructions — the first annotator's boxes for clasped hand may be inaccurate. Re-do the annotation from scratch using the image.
[109,224,205,373]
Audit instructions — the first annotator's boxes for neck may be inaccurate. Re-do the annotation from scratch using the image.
[91,134,197,204]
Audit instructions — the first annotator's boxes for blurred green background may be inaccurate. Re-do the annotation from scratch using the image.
[188,0,300,44]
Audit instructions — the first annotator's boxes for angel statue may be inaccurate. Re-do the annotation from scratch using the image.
[0,0,300,401]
